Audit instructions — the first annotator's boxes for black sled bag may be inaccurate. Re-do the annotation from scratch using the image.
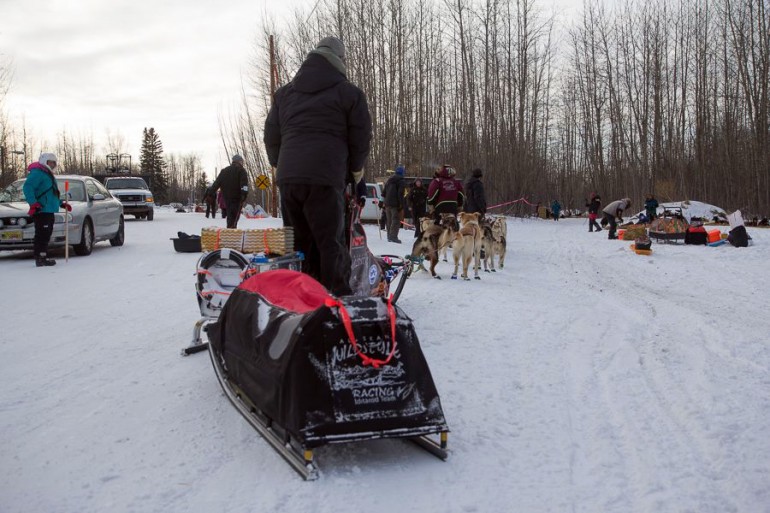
[684,225,708,245]
[207,269,447,448]
[728,225,750,247]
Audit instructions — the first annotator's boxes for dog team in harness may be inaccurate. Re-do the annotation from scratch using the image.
[408,164,507,281]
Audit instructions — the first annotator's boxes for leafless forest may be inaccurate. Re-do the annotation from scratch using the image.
[222,0,769,217]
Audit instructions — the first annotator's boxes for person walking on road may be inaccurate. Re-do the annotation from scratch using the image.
[209,155,249,228]
[586,193,602,232]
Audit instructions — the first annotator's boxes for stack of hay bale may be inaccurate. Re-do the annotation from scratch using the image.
[201,226,295,256]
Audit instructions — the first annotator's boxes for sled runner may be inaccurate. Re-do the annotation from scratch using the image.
[206,270,449,479]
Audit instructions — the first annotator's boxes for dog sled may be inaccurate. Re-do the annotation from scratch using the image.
[649,207,689,243]
[206,270,448,480]
[181,203,446,479]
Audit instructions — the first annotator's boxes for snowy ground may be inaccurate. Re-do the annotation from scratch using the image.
[1,210,768,513]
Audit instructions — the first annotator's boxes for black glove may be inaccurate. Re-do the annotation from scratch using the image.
[358,196,366,208]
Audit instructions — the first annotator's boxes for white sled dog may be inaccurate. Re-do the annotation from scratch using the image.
[451,212,483,280]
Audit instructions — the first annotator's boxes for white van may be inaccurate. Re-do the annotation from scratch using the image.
[360,182,383,222]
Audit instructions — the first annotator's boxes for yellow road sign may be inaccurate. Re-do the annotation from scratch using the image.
[255,175,271,190]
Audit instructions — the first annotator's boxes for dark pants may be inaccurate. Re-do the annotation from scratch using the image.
[432,203,458,223]
[34,213,55,257]
[225,199,241,228]
[379,208,387,230]
[413,209,427,238]
[280,183,352,296]
[588,213,602,232]
[205,201,217,218]
[385,206,401,241]
[603,213,618,239]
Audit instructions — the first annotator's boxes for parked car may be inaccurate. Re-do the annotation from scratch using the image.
[0,175,124,255]
[104,176,155,220]
[360,182,383,222]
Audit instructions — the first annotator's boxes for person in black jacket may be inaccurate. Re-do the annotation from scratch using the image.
[264,36,372,296]
[408,178,428,238]
[209,155,249,228]
[585,192,602,232]
[464,168,487,216]
[383,165,406,243]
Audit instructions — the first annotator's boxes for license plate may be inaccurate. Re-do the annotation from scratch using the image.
[1,230,23,241]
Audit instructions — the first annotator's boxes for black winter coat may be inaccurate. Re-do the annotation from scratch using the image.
[464,177,487,214]
[211,164,248,202]
[587,197,601,214]
[264,53,372,191]
[408,186,428,218]
[383,174,406,208]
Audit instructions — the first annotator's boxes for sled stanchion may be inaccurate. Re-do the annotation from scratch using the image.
[182,318,213,356]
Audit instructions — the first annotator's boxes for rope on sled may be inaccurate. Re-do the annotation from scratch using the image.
[324,295,398,369]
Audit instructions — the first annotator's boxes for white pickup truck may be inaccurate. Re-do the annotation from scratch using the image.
[104,176,155,221]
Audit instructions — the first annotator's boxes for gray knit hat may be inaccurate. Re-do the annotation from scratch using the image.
[232,154,244,163]
[316,36,345,60]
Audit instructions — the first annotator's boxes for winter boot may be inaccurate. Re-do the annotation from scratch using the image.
[35,254,56,267]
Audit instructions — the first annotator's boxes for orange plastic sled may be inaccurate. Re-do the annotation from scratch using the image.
[630,243,653,256]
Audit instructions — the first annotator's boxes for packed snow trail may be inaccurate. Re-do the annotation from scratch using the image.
[1,211,768,513]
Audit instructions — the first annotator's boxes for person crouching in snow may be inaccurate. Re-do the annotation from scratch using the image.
[23,153,71,267]
[602,198,631,239]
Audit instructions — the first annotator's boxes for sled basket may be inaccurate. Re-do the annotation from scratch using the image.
[206,269,448,448]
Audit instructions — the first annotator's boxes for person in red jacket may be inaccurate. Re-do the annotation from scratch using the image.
[427,165,465,222]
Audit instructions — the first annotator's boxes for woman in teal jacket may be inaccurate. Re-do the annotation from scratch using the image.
[23,152,69,266]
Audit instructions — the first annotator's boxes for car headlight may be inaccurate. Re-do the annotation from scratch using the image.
[17,218,27,227]
[146,196,154,203]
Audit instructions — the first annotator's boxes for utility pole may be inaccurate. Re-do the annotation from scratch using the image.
[269,34,279,218]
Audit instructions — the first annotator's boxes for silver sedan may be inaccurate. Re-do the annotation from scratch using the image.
[0,175,124,255]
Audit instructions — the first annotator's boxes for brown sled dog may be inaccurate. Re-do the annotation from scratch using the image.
[451,212,483,280]
[437,213,459,262]
[410,214,458,278]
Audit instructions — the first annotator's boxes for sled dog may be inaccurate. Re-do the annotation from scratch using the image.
[437,213,459,262]
[410,214,458,279]
[451,212,483,280]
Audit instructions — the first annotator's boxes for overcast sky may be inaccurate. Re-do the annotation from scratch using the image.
[1,0,581,176]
